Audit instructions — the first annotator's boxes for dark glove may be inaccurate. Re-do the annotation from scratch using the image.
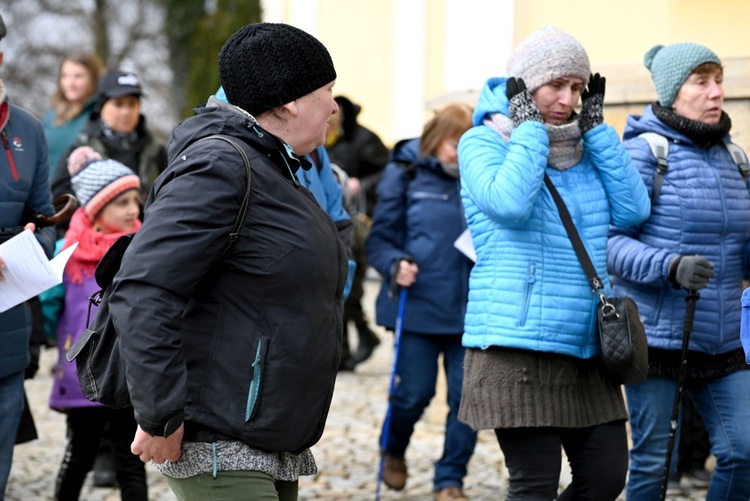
[578,73,606,134]
[668,254,715,290]
[506,77,544,128]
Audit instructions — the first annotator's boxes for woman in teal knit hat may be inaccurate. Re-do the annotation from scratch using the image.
[608,42,750,500]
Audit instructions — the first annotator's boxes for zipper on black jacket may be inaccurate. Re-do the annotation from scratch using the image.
[2,131,18,180]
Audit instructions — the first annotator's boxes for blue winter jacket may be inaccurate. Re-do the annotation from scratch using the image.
[366,138,471,334]
[459,77,650,358]
[608,105,750,355]
[0,98,56,378]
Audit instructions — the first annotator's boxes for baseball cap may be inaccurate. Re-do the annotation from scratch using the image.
[98,70,144,100]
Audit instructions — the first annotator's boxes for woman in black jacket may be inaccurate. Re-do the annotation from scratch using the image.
[109,23,346,501]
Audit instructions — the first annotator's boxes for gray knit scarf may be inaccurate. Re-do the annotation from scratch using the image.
[484,112,583,170]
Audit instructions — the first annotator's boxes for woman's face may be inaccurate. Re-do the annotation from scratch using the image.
[60,61,96,105]
[672,68,724,124]
[94,189,140,234]
[436,137,460,165]
[531,77,584,125]
[287,81,339,156]
[100,95,141,134]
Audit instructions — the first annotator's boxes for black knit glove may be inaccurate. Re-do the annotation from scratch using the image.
[578,73,606,134]
[668,254,715,290]
[506,77,543,128]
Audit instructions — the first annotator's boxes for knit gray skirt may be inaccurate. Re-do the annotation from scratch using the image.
[459,347,628,430]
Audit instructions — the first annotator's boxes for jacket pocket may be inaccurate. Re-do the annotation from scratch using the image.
[518,263,536,327]
[245,337,268,422]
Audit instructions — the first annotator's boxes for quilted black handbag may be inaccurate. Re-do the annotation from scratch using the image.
[66,135,253,407]
[544,174,648,385]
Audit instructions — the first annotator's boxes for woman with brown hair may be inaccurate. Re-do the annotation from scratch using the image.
[42,52,104,180]
[366,102,477,501]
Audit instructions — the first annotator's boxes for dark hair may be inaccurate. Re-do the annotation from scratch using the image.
[420,103,473,158]
[334,95,360,140]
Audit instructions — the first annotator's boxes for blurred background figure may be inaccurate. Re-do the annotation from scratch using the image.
[42,52,105,181]
[51,69,167,236]
[366,103,476,501]
[326,95,389,370]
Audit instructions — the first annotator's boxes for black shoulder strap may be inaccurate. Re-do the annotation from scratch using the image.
[543,174,603,292]
[192,135,253,257]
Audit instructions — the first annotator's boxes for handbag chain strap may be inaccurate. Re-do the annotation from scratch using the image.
[543,174,613,312]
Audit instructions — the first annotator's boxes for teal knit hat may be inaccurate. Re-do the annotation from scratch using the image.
[644,43,722,107]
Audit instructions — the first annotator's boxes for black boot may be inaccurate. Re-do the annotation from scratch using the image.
[353,326,380,364]
[338,318,357,372]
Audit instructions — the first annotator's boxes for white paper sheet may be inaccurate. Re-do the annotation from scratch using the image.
[0,229,78,313]
[453,228,476,263]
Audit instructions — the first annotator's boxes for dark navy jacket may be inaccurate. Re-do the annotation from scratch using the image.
[366,138,471,334]
[0,98,55,378]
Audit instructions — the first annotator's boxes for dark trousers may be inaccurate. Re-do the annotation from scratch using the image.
[495,421,628,501]
[55,406,147,501]
[677,394,711,473]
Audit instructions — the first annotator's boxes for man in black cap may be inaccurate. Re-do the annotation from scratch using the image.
[51,69,166,236]
[0,12,57,500]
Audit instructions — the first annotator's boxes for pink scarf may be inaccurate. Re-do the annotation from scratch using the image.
[62,208,141,284]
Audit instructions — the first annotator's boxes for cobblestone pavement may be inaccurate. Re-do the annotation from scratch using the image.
[7,276,709,500]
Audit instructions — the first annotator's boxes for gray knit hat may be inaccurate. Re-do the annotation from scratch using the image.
[218,23,337,116]
[67,146,140,220]
[644,43,722,107]
[507,25,591,93]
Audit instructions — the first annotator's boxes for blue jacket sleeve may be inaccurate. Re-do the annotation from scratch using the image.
[607,136,675,286]
[458,121,549,225]
[583,124,650,228]
[316,147,350,223]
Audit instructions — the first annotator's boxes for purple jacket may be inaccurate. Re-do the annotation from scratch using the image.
[49,273,102,409]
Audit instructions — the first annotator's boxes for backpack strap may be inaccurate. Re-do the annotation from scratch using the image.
[724,141,750,180]
[193,135,253,258]
[638,132,669,205]
[640,132,750,206]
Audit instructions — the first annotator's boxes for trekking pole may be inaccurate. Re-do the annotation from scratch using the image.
[375,288,408,501]
[659,289,700,501]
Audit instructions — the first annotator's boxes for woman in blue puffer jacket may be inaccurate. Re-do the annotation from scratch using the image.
[366,103,477,501]
[457,26,649,501]
[608,42,750,500]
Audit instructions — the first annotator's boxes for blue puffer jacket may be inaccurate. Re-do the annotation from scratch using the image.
[366,138,471,334]
[0,98,56,378]
[459,77,650,359]
[608,105,750,355]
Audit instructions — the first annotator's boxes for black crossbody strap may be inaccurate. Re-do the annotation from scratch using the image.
[543,174,603,292]
[193,135,253,258]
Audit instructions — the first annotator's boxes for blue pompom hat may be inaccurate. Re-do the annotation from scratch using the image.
[644,43,722,107]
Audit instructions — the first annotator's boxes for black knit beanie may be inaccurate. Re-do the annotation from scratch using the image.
[219,23,337,116]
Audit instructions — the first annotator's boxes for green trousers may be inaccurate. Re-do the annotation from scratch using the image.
[165,470,299,501]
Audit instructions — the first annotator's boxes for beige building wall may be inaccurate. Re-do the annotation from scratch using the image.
[263,0,750,150]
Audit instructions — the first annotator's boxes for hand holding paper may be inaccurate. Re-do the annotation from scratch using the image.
[0,229,78,313]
